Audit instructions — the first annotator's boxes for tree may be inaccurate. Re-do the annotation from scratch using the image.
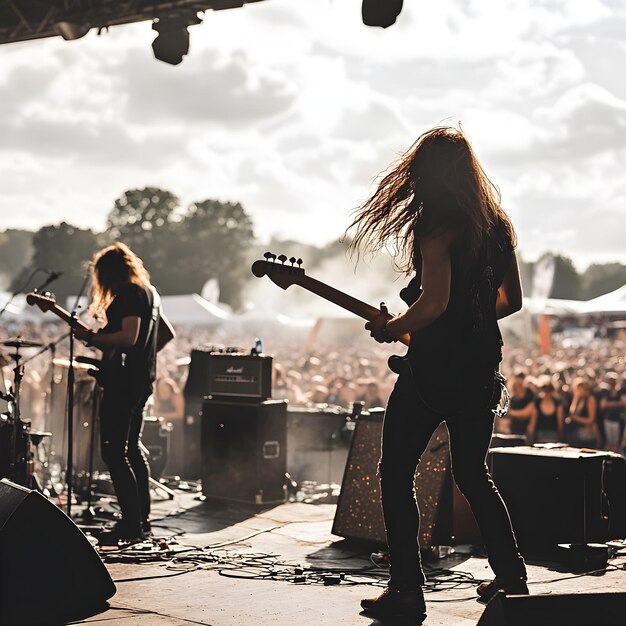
[10,222,99,306]
[581,263,626,300]
[544,253,582,300]
[170,200,255,308]
[0,229,34,290]
[104,187,181,278]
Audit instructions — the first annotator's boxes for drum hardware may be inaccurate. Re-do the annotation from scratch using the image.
[0,338,34,486]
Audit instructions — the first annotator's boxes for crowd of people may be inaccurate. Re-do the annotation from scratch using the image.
[1,318,625,456]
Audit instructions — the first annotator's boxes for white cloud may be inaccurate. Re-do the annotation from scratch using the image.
[0,0,625,269]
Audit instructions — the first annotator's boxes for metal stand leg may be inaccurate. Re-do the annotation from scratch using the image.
[149,476,176,500]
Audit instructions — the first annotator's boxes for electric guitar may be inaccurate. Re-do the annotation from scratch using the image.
[251,253,412,373]
[25,291,115,386]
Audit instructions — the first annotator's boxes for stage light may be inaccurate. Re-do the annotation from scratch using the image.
[362,0,403,28]
[151,13,202,65]
[54,21,90,40]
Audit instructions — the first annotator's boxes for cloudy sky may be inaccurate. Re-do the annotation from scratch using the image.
[0,0,625,269]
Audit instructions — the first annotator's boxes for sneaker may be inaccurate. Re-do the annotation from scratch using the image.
[361,587,426,621]
[477,577,529,603]
[98,521,144,546]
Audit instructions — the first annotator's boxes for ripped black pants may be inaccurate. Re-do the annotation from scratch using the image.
[380,373,526,590]
[100,381,152,533]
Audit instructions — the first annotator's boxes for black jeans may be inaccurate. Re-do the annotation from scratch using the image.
[380,373,526,590]
[100,380,153,532]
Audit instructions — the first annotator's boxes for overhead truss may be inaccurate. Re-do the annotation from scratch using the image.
[0,0,265,45]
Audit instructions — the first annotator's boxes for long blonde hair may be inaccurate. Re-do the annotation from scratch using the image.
[347,126,516,272]
[89,242,150,318]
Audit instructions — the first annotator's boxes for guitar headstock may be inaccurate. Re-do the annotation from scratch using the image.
[26,291,57,312]
[251,252,305,290]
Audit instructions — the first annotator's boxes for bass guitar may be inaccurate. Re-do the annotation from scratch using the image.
[25,291,114,387]
[251,253,411,373]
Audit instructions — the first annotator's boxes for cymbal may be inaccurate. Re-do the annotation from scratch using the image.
[0,339,44,348]
[52,357,95,370]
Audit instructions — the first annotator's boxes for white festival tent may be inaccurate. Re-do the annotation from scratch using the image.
[580,284,626,315]
[160,294,231,325]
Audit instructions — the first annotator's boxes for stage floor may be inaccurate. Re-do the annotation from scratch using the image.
[73,490,626,626]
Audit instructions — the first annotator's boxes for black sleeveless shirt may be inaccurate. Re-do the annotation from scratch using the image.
[402,219,514,415]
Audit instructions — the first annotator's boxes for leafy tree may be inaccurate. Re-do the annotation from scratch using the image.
[0,229,34,290]
[170,200,255,308]
[10,222,99,305]
[581,263,626,300]
[104,187,181,275]
[543,253,582,300]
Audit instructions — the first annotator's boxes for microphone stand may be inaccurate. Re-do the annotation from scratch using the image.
[65,272,91,518]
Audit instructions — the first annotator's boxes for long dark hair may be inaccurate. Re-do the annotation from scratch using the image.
[347,126,516,272]
[89,242,150,318]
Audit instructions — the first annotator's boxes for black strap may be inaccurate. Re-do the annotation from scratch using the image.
[144,285,161,351]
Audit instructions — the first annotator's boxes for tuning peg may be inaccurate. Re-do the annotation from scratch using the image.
[277,254,287,264]
[296,258,303,268]
[289,257,296,266]
[264,251,275,262]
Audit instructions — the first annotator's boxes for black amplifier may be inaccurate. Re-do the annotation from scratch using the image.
[205,353,272,401]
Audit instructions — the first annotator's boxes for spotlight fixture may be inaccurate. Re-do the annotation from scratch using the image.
[54,21,90,41]
[152,13,202,65]
[362,0,403,28]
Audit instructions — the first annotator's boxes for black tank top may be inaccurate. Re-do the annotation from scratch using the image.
[403,218,514,414]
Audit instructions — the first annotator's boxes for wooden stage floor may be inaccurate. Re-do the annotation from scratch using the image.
[73,492,626,626]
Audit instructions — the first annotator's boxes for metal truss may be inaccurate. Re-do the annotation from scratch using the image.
[0,0,265,45]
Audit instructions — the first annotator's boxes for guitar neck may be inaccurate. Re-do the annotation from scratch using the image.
[48,304,76,326]
[298,275,410,346]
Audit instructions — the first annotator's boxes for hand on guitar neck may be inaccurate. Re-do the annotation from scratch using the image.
[251,253,411,346]
[25,291,91,337]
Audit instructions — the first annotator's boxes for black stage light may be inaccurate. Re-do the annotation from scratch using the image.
[152,14,202,65]
[362,0,404,28]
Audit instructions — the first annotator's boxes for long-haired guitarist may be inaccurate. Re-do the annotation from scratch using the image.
[74,242,175,543]
[348,126,528,621]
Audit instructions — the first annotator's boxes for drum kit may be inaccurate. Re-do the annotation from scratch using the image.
[0,338,51,488]
[0,336,100,493]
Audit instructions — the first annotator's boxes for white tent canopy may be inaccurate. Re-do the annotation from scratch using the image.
[581,284,626,315]
[160,294,230,325]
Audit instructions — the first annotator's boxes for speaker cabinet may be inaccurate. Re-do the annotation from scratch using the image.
[478,591,626,626]
[332,410,453,549]
[183,396,203,478]
[0,479,116,625]
[489,447,626,556]
[201,399,287,504]
[286,406,353,485]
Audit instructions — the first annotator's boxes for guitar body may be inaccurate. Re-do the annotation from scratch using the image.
[75,350,119,389]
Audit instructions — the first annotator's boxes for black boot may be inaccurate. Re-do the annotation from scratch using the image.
[361,587,426,621]
[477,577,529,603]
[98,520,144,546]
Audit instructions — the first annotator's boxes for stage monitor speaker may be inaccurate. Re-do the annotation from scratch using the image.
[332,410,453,550]
[489,447,626,556]
[0,479,116,626]
[201,399,287,504]
[477,591,626,626]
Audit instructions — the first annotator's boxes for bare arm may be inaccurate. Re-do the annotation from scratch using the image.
[156,311,176,352]
[75,316,141,349]
[570,395,597,426]
[368,231,452,342]
[496,253,523,320]
[557,403,565,434]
